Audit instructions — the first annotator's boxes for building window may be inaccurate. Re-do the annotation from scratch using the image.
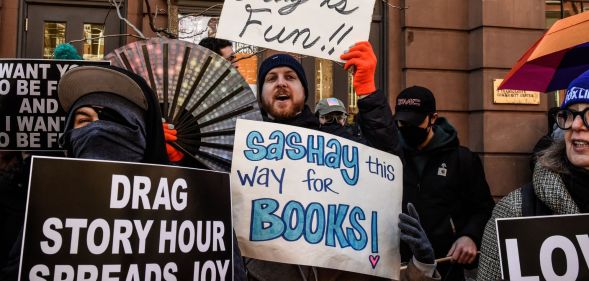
[546,1,589,28]
[315,59,334,101]
[179,15,259,92]
[83,24,105,61]
[43,22,66,59]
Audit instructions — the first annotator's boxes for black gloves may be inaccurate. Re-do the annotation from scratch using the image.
[398,203,435,264]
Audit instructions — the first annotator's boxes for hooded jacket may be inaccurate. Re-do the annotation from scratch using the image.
[261,90,401,156]
[400,118,494,280]
[477,142,584,281]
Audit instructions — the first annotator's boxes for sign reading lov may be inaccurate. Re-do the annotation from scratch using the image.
[0,59,109,151]
[230,119,403,279]
[20,157,233,281]
[496,214,589,281]
[216,0,376,62]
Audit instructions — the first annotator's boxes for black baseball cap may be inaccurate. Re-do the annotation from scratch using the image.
[394,86,436,126]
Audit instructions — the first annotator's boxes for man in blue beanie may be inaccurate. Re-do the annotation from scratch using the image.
[247,43,440,281]
[256,43,401,156]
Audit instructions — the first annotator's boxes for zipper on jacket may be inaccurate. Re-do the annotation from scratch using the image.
[449,217,456,236]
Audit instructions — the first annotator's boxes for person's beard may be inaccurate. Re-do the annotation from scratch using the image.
[261,88,305,120]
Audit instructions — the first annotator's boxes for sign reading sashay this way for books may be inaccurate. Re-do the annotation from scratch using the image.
[230,119,403,279]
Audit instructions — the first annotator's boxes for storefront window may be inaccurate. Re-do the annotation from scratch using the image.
[83,24,105,61]
[43,22,66,59]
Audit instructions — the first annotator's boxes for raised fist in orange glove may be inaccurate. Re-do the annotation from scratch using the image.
[163,122,184,162]
[340,41,377,95]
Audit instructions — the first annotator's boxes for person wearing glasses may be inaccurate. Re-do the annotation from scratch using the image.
[477,69,589,280]
[198,37,238,69]
[314,97,367,145]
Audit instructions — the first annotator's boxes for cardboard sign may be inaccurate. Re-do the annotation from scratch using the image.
[19,156,233,281]
[230,119,403,279]
[0,59,109,151]
[216,0,376,62]
[496,214,589,281]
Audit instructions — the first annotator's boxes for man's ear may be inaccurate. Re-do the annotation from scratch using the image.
[429,113,438,126]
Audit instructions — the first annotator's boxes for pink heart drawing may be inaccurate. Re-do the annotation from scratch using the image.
[369,255,380,269]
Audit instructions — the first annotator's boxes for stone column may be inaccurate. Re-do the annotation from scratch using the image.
[400,0,471,146]
[468,0,547,199]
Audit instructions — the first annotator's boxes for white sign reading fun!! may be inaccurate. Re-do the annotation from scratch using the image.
[216,0,376,62]
[230,119,403,279]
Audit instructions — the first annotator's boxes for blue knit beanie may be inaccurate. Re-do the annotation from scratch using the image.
[562,69,589,109]
[257,54,309,101]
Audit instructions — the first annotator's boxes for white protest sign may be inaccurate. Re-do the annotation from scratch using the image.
[230,119,402,279]
[216,0,376,62]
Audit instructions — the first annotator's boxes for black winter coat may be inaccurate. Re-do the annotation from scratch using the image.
[400,118,494,281]
[262,90,401,155]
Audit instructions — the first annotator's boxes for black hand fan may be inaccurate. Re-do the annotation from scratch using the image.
[104,38,262,171]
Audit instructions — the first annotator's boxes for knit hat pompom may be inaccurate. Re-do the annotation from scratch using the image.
[53,43,82,60]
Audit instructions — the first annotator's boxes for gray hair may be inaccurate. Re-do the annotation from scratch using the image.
[536,138,568,174]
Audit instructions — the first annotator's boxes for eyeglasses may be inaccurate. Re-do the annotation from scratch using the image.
[554,108,589,130]
[319,113,347,124]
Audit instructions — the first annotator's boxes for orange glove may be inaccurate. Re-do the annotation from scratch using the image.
[340,41,377,95]
[163,123,184,162]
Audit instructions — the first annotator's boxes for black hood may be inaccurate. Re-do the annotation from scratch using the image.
[107,66,169,165]
[60,66,169,165]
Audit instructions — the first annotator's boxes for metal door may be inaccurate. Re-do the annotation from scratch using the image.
[24,2,121,59]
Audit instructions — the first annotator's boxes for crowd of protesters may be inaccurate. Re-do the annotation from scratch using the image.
[0,36,586,281]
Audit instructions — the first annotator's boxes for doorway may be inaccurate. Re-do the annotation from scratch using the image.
[23,2,122,60]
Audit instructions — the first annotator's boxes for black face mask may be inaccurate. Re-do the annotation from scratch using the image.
[61,120,146,162]
[399,126,429,148]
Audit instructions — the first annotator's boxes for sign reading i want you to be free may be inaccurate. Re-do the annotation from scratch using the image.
[215,0,376,62]
[496,214,589,281]
[0,59,109,151]
[230,119,403,279]
[19,157,233,281]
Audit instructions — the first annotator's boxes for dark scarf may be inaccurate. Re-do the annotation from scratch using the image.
[60,93,147,162]
[563,159,589,213]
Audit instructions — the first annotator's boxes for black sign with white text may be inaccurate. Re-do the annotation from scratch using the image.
[0,59,108,151]
[497,214,589,281]
[19,157,233,281]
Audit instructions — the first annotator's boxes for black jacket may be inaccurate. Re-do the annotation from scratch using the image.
[262,90,401,155]
[400,118,494,280]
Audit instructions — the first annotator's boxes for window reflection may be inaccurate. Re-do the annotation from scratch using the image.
[83,24,105,60]
[43,22,66,59]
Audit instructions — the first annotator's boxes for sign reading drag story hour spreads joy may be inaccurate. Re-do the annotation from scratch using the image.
[20,157,233,281]
[230,119,403,279]
[215,0,376,62]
